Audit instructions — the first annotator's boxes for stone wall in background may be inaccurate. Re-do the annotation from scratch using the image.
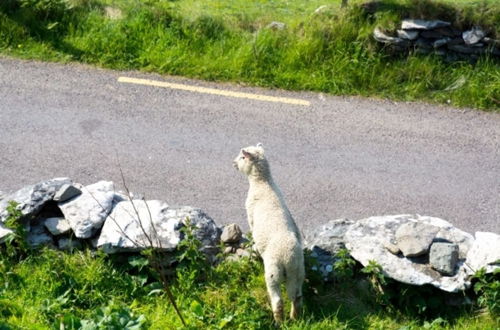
[373,19,500,61]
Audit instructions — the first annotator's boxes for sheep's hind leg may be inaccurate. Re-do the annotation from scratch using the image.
[286,263,304,320]
[264,261,284,324]
[286,278,303,319]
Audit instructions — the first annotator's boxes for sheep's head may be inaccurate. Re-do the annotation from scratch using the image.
[233,143,269,178]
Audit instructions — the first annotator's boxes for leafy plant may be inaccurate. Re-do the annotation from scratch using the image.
[2,201,29,259]
[361,260,389,305]
[333,248,356,280]
[174,217,209,291]
[57,302,146,329]
[473,267,500,317]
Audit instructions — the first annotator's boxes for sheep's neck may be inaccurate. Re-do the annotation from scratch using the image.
[248,175,279,196]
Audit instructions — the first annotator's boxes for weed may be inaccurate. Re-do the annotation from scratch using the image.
[333,248,357,280]
[473,267,500,318]
[361,260,389,305]
[1,201,29,260]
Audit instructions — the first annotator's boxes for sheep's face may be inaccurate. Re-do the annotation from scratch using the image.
[233,144,265,176]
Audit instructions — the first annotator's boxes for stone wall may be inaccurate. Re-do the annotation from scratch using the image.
[373,19,499,61]
[1,178,499,294]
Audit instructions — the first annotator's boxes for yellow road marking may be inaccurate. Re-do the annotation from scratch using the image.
[118,77,310,106]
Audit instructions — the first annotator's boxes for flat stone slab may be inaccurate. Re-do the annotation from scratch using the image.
[53,184,82,202]
[0,178,72,222]
[466,232,500,274]
[395,221,440,257]
[44,217,72,236]
[59,181,115,239]
[97,201,220,254]
[401,19,451,30]
[397,29,420,40]
[373,27,410,46]
[344,215,474,292]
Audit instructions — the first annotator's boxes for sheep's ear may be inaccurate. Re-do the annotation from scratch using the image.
[256,143,264,153]
[242,149,254,160]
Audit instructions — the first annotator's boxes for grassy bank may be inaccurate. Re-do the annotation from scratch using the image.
[0,0,499,110]
[0,209,498,329]
[0,246,498,329]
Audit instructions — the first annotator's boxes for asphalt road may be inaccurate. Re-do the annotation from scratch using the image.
[0,57,498,234]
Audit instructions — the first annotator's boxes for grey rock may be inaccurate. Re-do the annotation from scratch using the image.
[305,218,355,280]
[466,232,500,274]
[187,207,221,249]
[344,215,474,292]
[305,218,354,253]
[44,217,72,236]
[373,28,410,46]
[395,221,440,257]
[0,178,72,222]
[266,21,286,30]
[97,200,177,253]
[430,242,459,275]
[236,248,251,258]
[433,37,451,48]
[221,223,242,243]
[397,29,419,40]
[53,184,82,202]
[431,218,474,259]
[27,221,53,247]
[58,238,82,251]
[59,181,115,239]
[0,224,13,243]
[97,201,220,254]
[401,19,451,30]
[463,27,485,45]
[224,246,234,254]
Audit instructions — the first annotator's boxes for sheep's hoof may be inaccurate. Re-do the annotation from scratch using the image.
[272,305,284,325]
[290,297,302,320]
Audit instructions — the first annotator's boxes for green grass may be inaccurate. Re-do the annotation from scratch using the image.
[0,0,499,110]
[0,245,498,329]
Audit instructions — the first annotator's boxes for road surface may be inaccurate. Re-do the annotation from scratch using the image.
[0,57,498,234]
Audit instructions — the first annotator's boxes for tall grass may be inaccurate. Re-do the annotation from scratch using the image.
[0,0,498,110]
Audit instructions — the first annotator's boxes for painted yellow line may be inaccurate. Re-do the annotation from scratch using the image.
[118,77,310,106]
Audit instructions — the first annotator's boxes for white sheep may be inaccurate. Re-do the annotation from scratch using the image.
[233,143,305,323]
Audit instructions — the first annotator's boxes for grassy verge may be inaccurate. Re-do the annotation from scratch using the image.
[0,247,499,329]
[0,214,499,330]
[0,0,499,111]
